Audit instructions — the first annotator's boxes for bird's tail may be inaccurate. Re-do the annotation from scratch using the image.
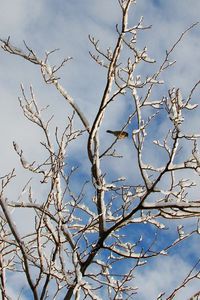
[106,130,114,134]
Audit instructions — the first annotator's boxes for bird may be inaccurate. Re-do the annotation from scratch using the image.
[106,130,128,139]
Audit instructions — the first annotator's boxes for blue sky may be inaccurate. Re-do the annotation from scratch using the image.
[0,1,200,299]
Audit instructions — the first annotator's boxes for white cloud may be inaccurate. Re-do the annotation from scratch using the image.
[134,254,200,300]
[0,0,44,40]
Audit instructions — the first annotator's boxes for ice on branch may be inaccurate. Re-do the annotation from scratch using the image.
[165,88,184,126]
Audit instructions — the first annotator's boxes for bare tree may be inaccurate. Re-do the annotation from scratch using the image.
[0,0,200,299]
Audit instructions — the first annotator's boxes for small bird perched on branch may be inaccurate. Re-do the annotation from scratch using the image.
[106,130,128,139]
